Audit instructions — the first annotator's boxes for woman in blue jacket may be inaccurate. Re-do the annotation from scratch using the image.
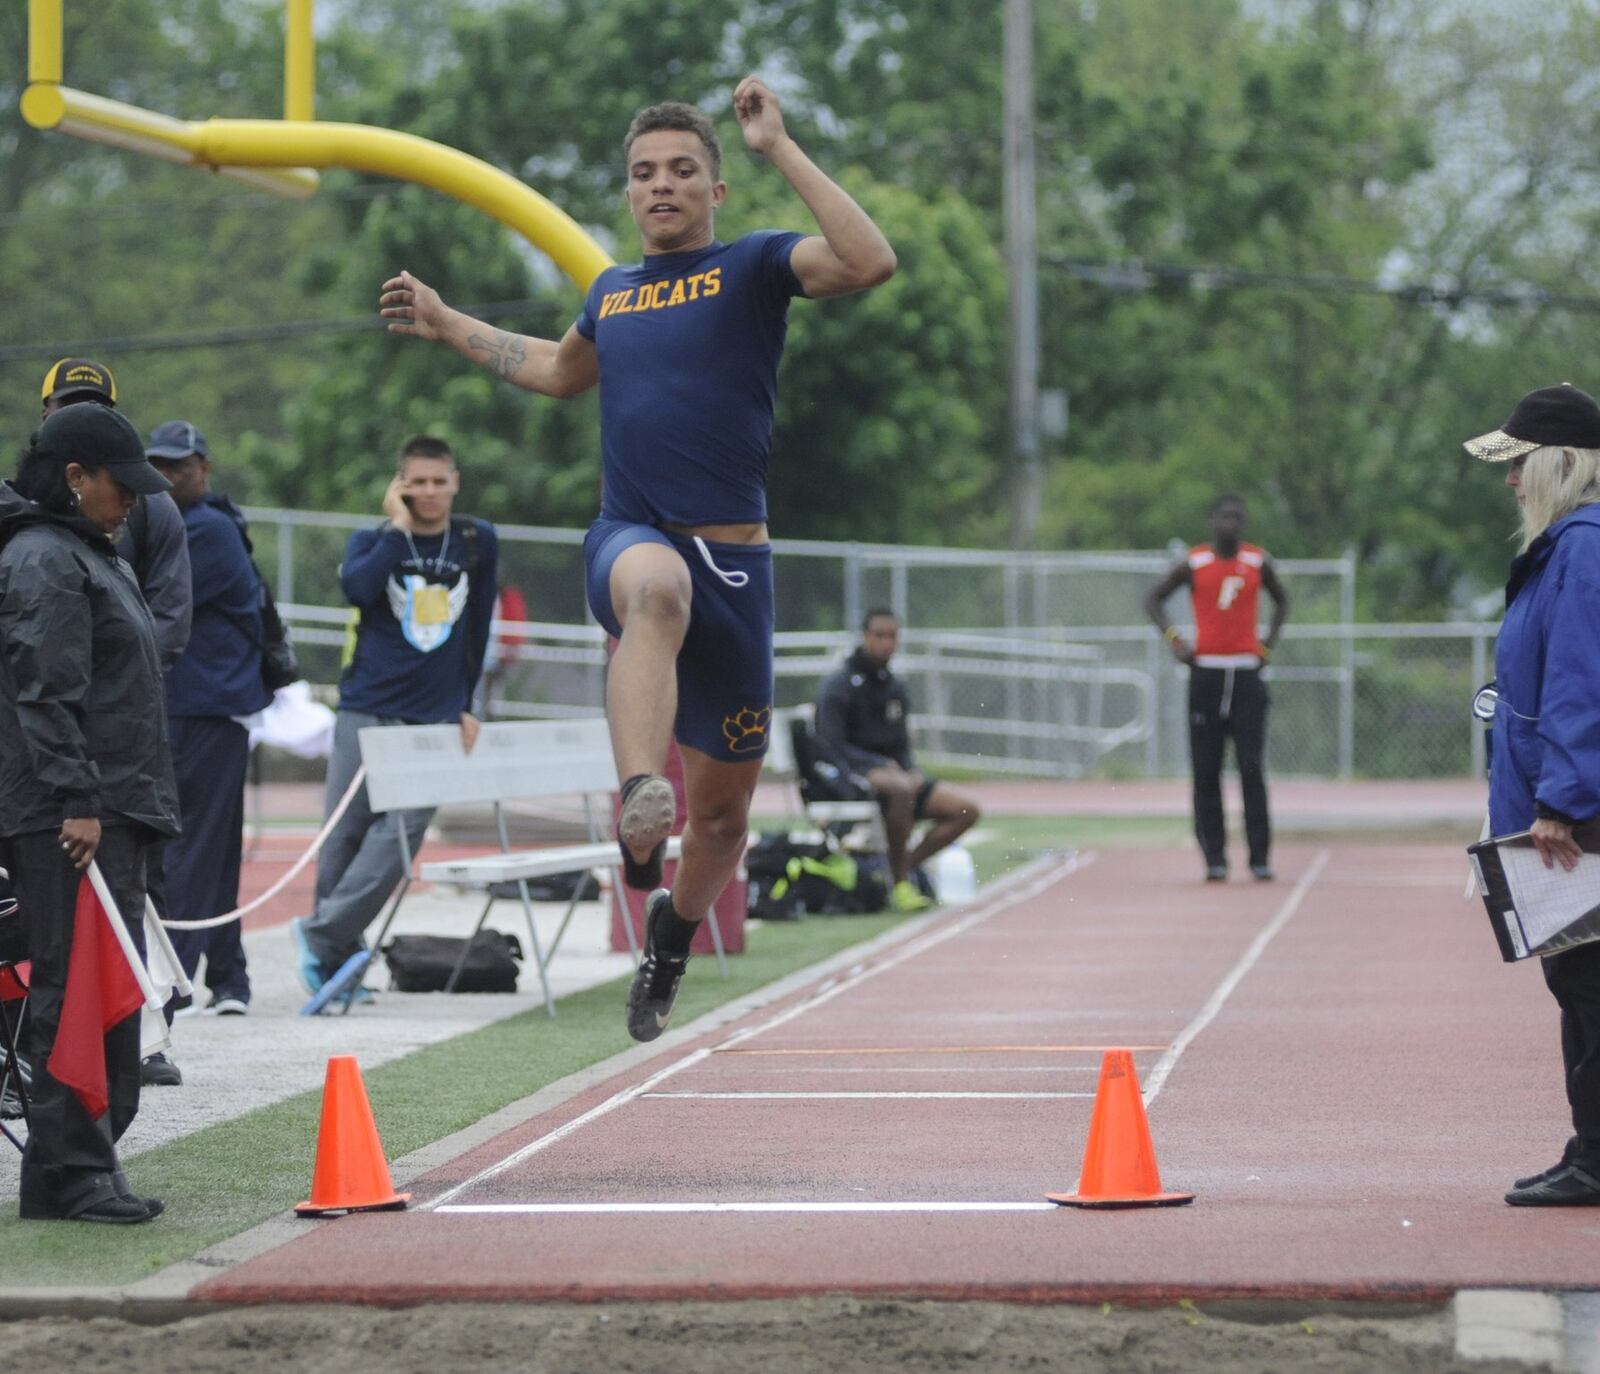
[1467,383,1600,1206]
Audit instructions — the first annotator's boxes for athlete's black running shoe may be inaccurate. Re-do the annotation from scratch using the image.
[626,889,690,1043]
[617,774,676,890]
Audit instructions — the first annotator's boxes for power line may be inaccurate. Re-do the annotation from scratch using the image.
[1044,256,1600,313]
[0,178,405,230]
[0,298,568,363]
[9,258,1591,365]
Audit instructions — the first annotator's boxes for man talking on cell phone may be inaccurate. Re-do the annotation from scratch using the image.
[290,436,499,1000]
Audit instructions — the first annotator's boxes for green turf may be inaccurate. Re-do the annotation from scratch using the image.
[0,910,906,1288]
[747,812,1190,888]
[964,815,1189,883]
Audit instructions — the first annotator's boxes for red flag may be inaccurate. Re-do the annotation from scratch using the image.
[46,876,144,1119]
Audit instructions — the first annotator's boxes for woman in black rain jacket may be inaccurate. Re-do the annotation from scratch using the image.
[0,403,178,1224]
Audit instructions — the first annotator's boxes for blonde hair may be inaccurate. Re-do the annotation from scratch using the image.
[1518,446,1600,550]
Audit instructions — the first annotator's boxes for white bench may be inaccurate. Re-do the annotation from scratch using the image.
[357,717,724,1018]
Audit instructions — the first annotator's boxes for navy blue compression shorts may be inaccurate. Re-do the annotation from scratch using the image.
[583,518,774,763]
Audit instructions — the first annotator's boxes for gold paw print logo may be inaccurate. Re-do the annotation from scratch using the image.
[723,705,772,754]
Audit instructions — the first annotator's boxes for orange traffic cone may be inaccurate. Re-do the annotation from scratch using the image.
[1046,1049,1194,1208]
[295,1055,410,1216]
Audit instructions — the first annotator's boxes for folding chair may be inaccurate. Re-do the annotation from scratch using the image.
[788,713,888,852]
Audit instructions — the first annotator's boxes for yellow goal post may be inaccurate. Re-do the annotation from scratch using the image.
[20,0,612,291]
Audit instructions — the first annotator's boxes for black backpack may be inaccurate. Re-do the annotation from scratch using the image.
[382,930,522,993]
[745,831,888,920]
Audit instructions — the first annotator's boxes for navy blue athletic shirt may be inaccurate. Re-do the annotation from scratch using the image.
[336,520,499,723]
[575,230,807,526]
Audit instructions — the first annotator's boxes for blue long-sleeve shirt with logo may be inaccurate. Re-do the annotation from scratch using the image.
[336,519,498,723]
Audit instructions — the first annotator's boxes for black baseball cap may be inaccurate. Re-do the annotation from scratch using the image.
[145,420,209,460]
[40,357,117,407]
[1464,383,1600,463]
[33,403,172,496]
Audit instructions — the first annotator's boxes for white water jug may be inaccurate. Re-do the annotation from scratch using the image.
[929,844,977,903]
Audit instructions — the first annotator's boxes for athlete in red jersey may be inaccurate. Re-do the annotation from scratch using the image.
[1144,494,1290,882]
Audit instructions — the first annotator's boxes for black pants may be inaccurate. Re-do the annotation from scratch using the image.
[1187,665,1271,870]
[3,823,153,1211]
[1542,941,1600,1173]
[152,717,250,1006]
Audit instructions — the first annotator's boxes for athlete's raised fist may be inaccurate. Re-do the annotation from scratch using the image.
[733,76,788,157]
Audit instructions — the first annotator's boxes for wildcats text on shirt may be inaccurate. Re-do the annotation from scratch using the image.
[596,267,723,320]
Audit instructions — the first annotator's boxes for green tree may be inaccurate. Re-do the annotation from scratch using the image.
[255,0,1007,545]
[10,0,1600,623]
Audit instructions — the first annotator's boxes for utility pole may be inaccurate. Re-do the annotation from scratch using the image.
[1004,0,1041,549]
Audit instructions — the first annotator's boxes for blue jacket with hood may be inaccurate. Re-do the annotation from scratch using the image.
[1490,504,1600,833]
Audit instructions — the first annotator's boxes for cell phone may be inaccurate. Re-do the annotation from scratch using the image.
[401,493,417,511]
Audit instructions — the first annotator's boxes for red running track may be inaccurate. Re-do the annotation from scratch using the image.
[199,842,1598,1305]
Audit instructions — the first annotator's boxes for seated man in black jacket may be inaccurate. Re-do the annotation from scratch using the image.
[814,609,980,912]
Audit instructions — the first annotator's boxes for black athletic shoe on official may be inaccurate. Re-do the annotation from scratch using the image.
[1514,1139,1578,1191]
[1204,864,1228,882]
[1513,1160,1570,1192]
[1505,1164,1600,1207]
[140,1052,182,1087]
[626,890,690,1043]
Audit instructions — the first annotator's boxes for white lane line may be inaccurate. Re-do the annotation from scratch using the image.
[421,1046,714,1211]
[437,1202,1060,1214]
[422,850,1090,1211]
[749,1066,1102,1074]
[716,1043,1164,1056]
[640,1091,1094,1100]
[1141,848,1330,1108]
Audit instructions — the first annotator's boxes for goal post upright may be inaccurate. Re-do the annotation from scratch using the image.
[20,0,612,290]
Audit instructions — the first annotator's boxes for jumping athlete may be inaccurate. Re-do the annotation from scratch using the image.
[379,77,896,1041]
[1144,494,1289,883]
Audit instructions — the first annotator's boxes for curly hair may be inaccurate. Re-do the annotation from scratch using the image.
[13,438,102,516]
[623,101,721,180]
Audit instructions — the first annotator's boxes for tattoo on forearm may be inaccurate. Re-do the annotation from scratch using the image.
[467,329,528,380]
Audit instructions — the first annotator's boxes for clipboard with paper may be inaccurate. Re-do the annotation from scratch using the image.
[1468,821,1600,961]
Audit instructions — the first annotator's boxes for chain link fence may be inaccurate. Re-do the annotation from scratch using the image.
[248,507,1492,782]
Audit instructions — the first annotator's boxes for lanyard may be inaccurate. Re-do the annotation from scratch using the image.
[401,524,453,576]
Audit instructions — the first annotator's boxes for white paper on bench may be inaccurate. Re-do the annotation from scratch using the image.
[420,837,684,887]
[358,717,618,813]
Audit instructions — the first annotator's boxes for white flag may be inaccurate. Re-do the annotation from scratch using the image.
[139,898,190,1060]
